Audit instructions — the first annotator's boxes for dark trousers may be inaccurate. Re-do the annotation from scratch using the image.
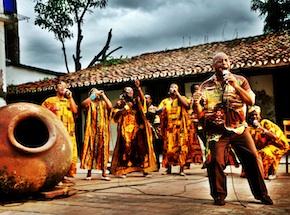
[207,128,268,200]
[153,138,163,170]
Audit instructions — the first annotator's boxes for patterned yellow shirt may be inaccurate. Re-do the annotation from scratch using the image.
[42,96,75,136]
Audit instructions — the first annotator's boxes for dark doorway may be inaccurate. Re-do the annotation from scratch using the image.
[273,67,290,127]
[145,79,186,106]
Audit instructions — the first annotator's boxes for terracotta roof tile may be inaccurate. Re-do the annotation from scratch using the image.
[9,31,290,94]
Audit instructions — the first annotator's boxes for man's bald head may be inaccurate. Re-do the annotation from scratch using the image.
[212,52,230,72]
[213,52,228,64]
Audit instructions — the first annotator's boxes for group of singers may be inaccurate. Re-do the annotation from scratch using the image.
[41,52,289,206]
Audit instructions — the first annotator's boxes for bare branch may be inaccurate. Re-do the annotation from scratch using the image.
[105,46,123,59]
[87,28,113,67]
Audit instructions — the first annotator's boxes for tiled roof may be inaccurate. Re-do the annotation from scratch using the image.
[9,31,290,94]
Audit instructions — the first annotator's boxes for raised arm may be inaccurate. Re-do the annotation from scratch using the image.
[66,89,78,114]
[226,74,255,106]
[135,79,145,104]
[175,90,190,109]
[99,90,112,111]
[192,86,205,118]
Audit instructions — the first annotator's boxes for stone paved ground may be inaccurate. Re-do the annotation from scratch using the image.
[1,164,290,215]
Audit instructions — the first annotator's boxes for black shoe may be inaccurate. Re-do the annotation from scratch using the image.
[143,172,152,178]
[166,166,172,174]
[257,195,273,205]
[214,197,225,206]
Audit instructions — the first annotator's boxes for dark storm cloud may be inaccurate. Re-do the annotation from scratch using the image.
[17,0,264,72]
[20,30,68,72]
[91,0,262,58]
[109,0,166,11]
[148,0,258,39]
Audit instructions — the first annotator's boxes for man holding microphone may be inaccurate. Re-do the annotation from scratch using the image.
[193,52,273,206]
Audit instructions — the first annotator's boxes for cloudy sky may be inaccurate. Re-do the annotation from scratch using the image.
[17,0,265,73]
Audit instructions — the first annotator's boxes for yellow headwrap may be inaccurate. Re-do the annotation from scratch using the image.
[248,105,261,114]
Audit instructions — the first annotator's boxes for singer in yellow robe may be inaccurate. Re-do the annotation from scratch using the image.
[248,106,289,179]
[42,81,78,177]
[158,83,190,175]
[110,80,157,177]
[80,89,112,180]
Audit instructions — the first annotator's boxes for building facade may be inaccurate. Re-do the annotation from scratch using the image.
[7,31,290,152]
[0,0,62,105]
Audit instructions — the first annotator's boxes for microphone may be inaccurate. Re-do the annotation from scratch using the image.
[252,119,261,128]
[168,89,176,95]
[222,70,230,84]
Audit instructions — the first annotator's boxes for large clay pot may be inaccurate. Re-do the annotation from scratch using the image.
[0,102,72,195]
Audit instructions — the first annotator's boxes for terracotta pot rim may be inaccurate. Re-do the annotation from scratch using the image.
[8,111,57,153]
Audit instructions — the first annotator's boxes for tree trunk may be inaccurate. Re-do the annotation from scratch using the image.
[87,29,122,68]
[61,40,70,73]
[74,21,83,72]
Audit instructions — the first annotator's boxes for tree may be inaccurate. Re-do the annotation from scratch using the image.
[35,0,122,73]
[35,0,73,73]
[251,0,290,33]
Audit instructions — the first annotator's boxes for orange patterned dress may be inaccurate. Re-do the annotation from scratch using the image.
[158,97,190,168]
[186,108,203,164]
[42,96,78,177]
[80,100,111,173]
[110,98,157,175]
[249,119,289,177]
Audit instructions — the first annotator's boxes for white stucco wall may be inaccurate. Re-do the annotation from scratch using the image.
[6,66,57,85]
[248,74,273,97]
[0,97,6,107]
[0,1,7,92]
[106,89,122,150]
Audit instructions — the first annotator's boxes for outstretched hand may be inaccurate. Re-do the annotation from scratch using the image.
[135,79,141,88]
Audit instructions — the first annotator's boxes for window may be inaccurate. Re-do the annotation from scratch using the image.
[3,0,17,15]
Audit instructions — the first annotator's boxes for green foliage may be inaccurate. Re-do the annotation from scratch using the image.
[251,0,290,33]
[66,0,107,11]
[100,56,128,67]
[34,0,108,41]
[41,77,51,81]
[35,0,73,42]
